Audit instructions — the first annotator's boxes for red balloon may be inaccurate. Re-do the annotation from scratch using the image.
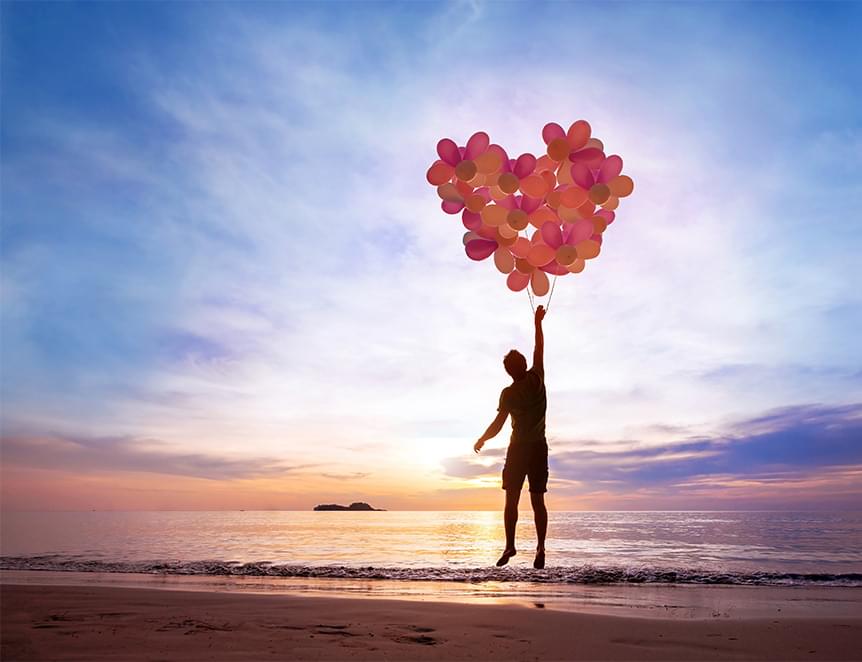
[507,270,530,292]
[437,138,461,166]
[465,239,498,261]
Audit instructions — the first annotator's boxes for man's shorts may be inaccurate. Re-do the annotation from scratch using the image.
[502,441,549,493]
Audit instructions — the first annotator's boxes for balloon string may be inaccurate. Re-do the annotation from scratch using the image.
[546,276,558,312]
[526,287,535,314]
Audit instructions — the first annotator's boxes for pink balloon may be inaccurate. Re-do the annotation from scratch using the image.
[571,163,594,189]
[442,200,464,214]
[541,261,569,276]
[458,146,466,159]
[542,122,566,145]
[475,186,492,202]
[519,195,542,214]
[569,147,605,163]
[597,155,623,184]
[510,237,531,258]
[497,195,518,211]
[567,219,594,245]
[541,222,563,248]
[591,233,603,245]
[437,138,461,166]
[596,209,615,225]
[507,270,530,292]
[465,132,490,160]
[462,210,482,231]
[513,153,537,179]
[465,239,498,261]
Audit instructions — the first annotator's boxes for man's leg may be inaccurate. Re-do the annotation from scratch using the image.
[530,491,547,569]
[496,487,521,566]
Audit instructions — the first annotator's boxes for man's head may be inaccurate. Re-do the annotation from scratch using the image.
[503,349,528,379]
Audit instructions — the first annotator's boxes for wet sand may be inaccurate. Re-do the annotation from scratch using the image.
[2,581,861,661]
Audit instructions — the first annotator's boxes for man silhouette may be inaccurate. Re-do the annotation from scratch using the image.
[474,305,548,569]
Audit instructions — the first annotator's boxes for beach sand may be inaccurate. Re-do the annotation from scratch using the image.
[2,581,861,661]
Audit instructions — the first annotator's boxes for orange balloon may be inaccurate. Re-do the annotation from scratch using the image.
[496,227,518,246]
[609,175,634,197]
[558,205,581,223]
[588,183,611,205]
[481,204,508,227]
[567,120,591,150]
[489,185,508,201]
[545,190,562,209]
[498,172,519,194]
[497,223,518,239]
[591,215,608,233]
[529,207,558,228]
[527,244,555,267]
[578,200,596,218]
[511,237,531,258]
[556,245,578,266]
[578,239,601,260]
[520,174,548,198]
[585,137,604,151]
[456,179,473,199]
[465,194,487,213]
[541,170,557,192]
[531,269,550,296]
[535,155,556,173]
[507,209,529,231]
[515,257,535,274]
[494,247,515,274]
[602,195,620,211]
[474,151,502,174]
[467,173,485,188]
[427,161,454,186]
[455,160,477,181]
[567,258,586,273]
[561,186,588,208]
[547,138,570,161]
[437,183,462,202]
[556,160,574,186]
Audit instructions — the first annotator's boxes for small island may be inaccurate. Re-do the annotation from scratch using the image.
[313,502,385,511]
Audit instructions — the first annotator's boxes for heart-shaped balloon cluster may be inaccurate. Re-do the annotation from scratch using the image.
[426,121,634,296]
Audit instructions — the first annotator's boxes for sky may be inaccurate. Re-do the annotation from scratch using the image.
[1,1,860,511]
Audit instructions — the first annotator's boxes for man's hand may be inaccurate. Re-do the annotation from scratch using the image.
[535,305,546,325]
[473,439,485,454]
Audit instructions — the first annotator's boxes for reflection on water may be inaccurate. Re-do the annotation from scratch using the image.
[2,511,861,576]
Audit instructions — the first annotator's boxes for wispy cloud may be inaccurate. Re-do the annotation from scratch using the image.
[0,434,309,481]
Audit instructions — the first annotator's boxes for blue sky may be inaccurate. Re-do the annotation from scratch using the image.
[1,1,860,509]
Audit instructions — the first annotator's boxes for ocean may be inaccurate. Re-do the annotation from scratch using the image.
[2,510,861,587]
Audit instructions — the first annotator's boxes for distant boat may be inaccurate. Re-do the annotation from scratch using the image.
[313,501,385,511]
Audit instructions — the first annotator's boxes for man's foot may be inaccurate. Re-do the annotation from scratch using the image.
[496,549,517,567]
[533,549,545,570]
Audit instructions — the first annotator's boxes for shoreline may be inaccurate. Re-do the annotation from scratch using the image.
[4,569,862,618]
[2,581,862,661]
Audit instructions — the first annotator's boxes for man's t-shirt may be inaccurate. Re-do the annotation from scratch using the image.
[498,366,546,445]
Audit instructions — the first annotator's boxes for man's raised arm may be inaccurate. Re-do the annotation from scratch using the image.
[533,305,545,373]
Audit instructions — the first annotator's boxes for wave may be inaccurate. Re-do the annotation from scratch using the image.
[2,556,861,587]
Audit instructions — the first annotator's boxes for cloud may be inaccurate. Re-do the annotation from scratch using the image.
[441,404,862,501]
[0,434,311,481]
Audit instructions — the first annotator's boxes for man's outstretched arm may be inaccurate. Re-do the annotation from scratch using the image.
[533,305,546,373]
[474,409,508,453]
